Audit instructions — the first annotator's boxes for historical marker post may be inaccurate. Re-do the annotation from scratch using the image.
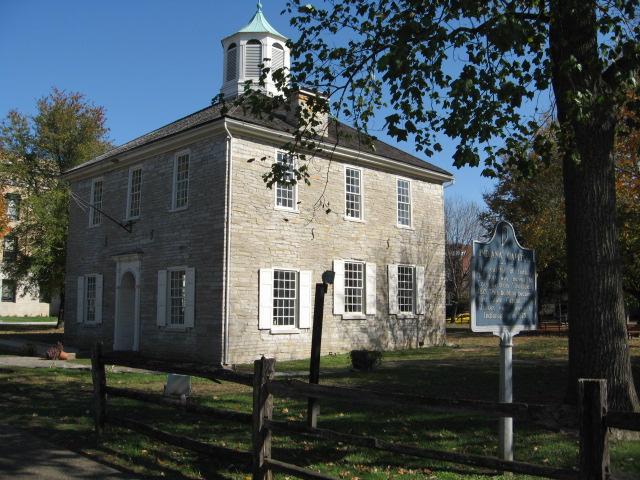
[470,221,537,462]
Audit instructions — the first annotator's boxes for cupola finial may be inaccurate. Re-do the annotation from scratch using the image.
[257,1,263,12]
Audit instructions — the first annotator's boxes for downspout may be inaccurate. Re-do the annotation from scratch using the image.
[222,119,233,365]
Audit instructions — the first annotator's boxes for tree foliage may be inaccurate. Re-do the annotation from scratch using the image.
[0,88,111,298]
[250,0,640,409]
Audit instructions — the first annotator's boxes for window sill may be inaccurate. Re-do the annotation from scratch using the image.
[342,313,368,320]
[394,314,417,319]
[396,224,415,231]
[343,216,365,223]
[274,206,299,214]
[169,206,189,213]
[87,224,101,229]
[269,328,301,335]
[82,322,101,327]
[161,325,190,332]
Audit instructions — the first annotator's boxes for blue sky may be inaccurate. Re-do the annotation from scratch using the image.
[1,0,496,205]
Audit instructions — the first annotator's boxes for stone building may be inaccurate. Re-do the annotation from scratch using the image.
[63,5,453,364]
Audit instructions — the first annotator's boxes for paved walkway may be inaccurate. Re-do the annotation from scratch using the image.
[0,426,135,479]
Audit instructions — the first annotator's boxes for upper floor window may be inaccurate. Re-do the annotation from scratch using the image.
[127,166,142,219]
[5,194,20,222]
[172,152,190,210]
[1,279,16,303]
[89,178,103,226]
[397,178,412,227]
[3,234,17,262]
[272,43,285,72]
[345,167,362,220]
[226,43,238,82]
[275,152,296,210]
[245,39,262,78]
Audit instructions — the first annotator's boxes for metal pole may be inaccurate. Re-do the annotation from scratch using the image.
[499,330,513,461]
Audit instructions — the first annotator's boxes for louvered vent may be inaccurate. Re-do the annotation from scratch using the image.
[272,43,284,72]
[245,40,262,78]
[226,44,237,82]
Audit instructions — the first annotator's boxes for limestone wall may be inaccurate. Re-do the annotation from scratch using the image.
[226,134,446,364]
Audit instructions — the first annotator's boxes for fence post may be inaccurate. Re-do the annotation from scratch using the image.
[308,282,327,428]
[91,341,107,436]
[578,378,609,480]
[252,356,275,480]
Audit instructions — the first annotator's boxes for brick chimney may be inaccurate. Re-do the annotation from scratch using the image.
[287,89,329,137]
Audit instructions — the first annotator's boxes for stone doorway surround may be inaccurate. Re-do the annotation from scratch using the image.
[112,253,142,351]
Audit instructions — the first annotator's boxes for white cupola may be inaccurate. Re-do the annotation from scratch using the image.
[220,2,290,99]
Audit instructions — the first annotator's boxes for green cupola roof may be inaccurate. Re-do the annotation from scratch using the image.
[236,1,286,38]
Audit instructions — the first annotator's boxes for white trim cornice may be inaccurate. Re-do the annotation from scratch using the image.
[64,115,453,184]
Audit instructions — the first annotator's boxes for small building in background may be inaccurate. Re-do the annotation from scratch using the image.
[0,187,57,317]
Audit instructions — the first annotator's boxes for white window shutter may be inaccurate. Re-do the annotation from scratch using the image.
[184,268,196,328]
[157,270,167,326]
[259,268,274,329]
[95,274,103,324]
[388,264,399,314]
[298,270,313,329]
[416,265,426,315]
[333,259,345,315]
[76,276,85,323]
[365,263,377,315]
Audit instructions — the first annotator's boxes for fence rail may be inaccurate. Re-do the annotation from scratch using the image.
[91,343,638,480]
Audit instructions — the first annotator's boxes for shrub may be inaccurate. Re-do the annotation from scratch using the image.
[350,350,382,371]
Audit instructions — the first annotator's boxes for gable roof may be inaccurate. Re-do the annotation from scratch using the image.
[65,101,453,179]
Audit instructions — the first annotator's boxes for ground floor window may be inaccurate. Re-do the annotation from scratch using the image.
[85,275,97,323]
[1,280,16,302]
[273,269,297,327]
[397,265,415,313]
[344,261,364,313]
[169,269,187,326]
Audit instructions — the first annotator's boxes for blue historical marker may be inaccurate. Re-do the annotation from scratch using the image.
[471,220,537,334]
[470,221,537,462]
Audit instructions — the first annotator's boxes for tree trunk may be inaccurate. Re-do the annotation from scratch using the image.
[550,0,639,410]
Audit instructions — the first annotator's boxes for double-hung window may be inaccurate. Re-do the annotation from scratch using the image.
[5,194,20,221]
[397,265,415,313]
[333,260,377,317]
[1,280,16,302]
[89,178,103,226]
[76,274,103,324]
[272,269,297,327]
[169,269,187,326]
[127,166,142,219]
[275,151,296,210]
[388,264,426,316]
[173,152,190,210]
[3,234,17,262]
[397,178,412,227]
[156,267,195,329]
[344,261,365,313]
[344,167,362,220]
[259,268,312,331]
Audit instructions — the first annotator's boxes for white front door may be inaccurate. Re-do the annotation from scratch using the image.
[113,254,141,351]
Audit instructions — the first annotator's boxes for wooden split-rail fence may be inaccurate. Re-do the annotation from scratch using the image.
[92,344,640,480]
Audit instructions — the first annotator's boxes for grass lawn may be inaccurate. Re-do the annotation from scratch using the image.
[0,315,57,323]
[0,331,638,479]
